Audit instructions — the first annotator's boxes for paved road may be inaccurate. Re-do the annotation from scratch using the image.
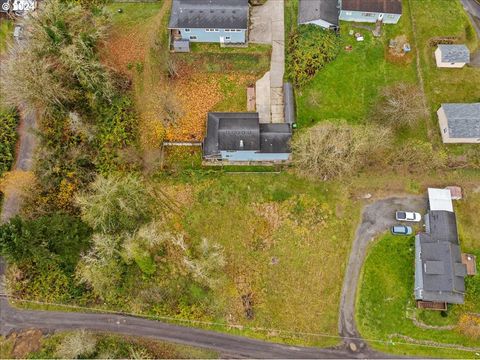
[338,196,427,351]
[461,0,480,66]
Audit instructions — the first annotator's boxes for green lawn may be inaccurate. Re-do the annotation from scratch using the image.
[356,233,480,358]
[106,2,163,28]
[0,19,13,54]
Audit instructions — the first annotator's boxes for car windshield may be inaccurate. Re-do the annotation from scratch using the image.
[397,212,406,219]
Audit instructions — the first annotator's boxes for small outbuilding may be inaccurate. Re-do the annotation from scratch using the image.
[437,103,480,144]
[435,44,470,68]
[298,0,340,30]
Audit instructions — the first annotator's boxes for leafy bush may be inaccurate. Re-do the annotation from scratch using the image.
[0,214,91,270]
[286,25,340,85]
[373,83,427,128]
[292,122,392,180]
[76,174,153,233]
[0,108,18,176]
[0,214,92,302]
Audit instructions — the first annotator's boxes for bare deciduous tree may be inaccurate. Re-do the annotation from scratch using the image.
[374,83,427,128]
[292,122,392,180]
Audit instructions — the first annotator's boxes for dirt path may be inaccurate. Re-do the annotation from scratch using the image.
[338,196,427,352]
[406,0,432,139]
[0,108,37,224]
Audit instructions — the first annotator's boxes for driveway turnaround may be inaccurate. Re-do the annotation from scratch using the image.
[338,196,427,352]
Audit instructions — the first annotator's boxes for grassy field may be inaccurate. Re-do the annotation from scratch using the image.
[356,231,480,358]
[147,169,362,347]
[0,19,13,54]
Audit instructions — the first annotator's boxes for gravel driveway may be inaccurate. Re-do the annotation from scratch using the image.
[338,196,427,352]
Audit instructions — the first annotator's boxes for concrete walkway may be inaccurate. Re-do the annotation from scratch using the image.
[251,0,285,123]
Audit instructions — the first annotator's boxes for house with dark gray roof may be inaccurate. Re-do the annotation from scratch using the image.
[437,103,480,144]
[168,0,248,49]
[298,0,340,30]
[203,112,291,162]
[415,188,468,307]
[414,211,467,305]
[435,44,470,68]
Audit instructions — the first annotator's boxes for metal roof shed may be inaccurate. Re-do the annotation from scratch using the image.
[428,188,453,212]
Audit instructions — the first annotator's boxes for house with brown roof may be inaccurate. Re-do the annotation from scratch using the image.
[339,0,402,24]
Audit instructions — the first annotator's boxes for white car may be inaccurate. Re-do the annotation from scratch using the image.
[395,211,421,222]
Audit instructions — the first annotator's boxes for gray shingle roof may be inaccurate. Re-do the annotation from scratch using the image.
[437,44,470,63]
[169,0,248,29]
[415,210,466,304]
[298,0,340,26]
[442,103,480,139]
[203,113,291,158]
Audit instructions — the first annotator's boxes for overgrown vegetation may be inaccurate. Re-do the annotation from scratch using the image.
[0,1,139,215]
[291,122,447,180]
[0,214,92,302]
[19,331,218,359]
[286,25,340,85]
[0,108,18,177]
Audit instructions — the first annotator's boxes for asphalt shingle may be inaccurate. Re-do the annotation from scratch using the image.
[169,0,248,30]
[442,103,480,139]
[438,44,470,64]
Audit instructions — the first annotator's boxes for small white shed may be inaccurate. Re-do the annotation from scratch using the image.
[435,44,470,68]
[428,188,453,212]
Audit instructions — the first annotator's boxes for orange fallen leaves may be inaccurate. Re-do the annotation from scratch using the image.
[165,73,223,142]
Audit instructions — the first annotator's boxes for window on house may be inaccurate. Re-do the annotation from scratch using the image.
[184,28,190,32]
[387,14,395,19]
[225,36,231,40]
[189,35,197,40]
[345,11,352,15]
[362,12,375,17]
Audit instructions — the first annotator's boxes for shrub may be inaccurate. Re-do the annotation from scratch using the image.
[292,122,392,180]
[373,83,427,128]
[76,174,153,233]
[55,331,97,359]
[0,214,91,271]
[286,25,340,85]
[0,108,18,176]
[387,139,447,172]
